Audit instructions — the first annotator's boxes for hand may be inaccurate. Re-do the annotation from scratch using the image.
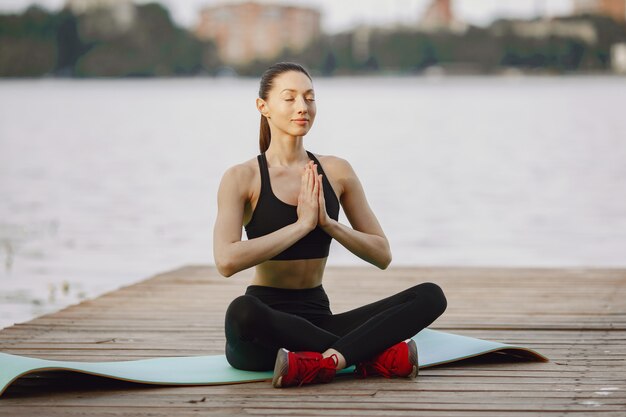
[296,161,319,231]
[316,172,331,230]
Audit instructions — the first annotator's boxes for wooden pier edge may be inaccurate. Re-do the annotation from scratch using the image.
[0,265,624,416]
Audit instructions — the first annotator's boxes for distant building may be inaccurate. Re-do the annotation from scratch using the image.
[65,0,136,39]
[572,0,626,22]
[418,0,467,34]
[491,19,598,45]
[612,43,626,73]
[352,24,372,62]
[194,1,321,66]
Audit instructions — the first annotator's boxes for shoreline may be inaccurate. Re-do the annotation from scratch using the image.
[3,262,625,331]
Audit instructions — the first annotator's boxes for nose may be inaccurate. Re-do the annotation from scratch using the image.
[295,96,308,113]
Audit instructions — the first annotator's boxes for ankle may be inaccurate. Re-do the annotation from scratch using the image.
[322,349,346,369]
[272,349,338,388]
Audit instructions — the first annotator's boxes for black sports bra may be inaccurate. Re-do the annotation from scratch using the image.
[244,151,340,260]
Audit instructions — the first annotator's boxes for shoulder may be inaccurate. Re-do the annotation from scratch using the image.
[221,156,258,183]
[313,153,358,184]
[311,153,361,198]
[218,156,259,198]
[312,153,354,177]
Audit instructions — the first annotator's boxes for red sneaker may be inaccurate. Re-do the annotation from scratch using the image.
[272,349,338,388]
[355,339,419,378]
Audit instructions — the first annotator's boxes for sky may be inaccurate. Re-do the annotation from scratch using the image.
[0,0,574,33]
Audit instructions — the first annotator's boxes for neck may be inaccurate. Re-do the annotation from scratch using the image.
[265,133,309,167]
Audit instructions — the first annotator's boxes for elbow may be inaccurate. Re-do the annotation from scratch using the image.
[376,247,392,270]
[216,261,235,278]
[217,265,234,278]
[378,253,392,270]
[215,254,237,278]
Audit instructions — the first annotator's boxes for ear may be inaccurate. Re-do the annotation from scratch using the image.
[256,97,270,118]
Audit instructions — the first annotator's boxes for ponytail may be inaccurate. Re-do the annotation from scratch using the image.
[259,114,271,153]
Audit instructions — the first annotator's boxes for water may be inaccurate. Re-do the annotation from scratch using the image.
[1,75,625,330]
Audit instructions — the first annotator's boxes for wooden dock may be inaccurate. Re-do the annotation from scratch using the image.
[0,265,625,416]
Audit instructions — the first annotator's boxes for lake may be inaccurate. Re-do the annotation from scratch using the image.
[1,75,625,329]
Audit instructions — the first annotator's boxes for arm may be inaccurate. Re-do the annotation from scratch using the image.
[213,162,319,277]
[317,158,392,269]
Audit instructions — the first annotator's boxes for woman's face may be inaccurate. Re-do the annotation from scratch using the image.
[259,70,316,137]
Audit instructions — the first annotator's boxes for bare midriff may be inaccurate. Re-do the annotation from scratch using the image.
[251,257,328,289]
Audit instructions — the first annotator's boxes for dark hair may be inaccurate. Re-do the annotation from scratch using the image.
[258,62,313,153]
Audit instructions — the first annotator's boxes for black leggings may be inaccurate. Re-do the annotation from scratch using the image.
[224,282,447,371]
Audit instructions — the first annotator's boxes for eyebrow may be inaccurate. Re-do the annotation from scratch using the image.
[281,89,314,93]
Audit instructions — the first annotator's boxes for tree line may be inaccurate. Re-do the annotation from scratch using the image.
[1,3,625,77]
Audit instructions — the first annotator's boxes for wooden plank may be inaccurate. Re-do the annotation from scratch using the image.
[1,265,625,416]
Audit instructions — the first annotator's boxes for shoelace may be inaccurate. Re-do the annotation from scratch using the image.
[295,353,338,387]
[368,352,395,378]
[360,346,400,378]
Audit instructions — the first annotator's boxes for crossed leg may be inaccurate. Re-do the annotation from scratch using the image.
[313,282,447,366]
[224,282,446,371]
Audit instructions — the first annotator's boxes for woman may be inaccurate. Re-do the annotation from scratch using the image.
[214,62,447,388]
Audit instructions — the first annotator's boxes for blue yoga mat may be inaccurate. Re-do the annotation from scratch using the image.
[0,328,547,397]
